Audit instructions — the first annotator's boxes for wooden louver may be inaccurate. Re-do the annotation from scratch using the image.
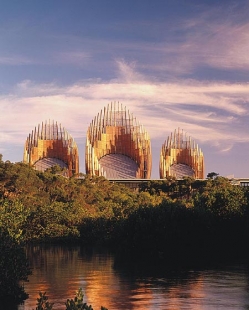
[85,102,152,179]
[160,128,204,179]
[23,120,79,177]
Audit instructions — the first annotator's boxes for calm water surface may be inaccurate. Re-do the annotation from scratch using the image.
[18,244,249,310]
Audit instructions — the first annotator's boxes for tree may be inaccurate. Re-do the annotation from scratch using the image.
[194,177,246,217]
[207,172,219,179]
[0,229,31,302]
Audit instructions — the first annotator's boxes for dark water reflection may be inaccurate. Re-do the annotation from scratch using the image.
[17,244,249,310]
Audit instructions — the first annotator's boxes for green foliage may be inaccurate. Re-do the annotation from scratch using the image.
[0,199,31,242]
[1,160,249,257]
[65,288,92,310]
[139,177,201,200]
[194,177,246,217]
[207,172,219,179]
[0,229,31,302]
[139,178,178,196]
[0,161,161,242]
[2,159,249,307]
[33,289,107,310]
[35,292,54,310]
[112,199,197,253]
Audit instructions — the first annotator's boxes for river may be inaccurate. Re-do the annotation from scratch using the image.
[17,244,249,310]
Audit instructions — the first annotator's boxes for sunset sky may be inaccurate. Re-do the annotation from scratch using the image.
[0,0,249,178]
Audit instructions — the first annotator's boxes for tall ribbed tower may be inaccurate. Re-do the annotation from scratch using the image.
[85,102,152,179]
[23,120,79,177]
[160,128,204,179]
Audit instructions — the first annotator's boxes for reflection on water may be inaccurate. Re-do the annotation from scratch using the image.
[18,244,249,310]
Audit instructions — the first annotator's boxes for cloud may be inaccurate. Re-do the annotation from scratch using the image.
[54,51,91,66]
[115,59,145,82]
[128,6,249,76]
[1,4,249,79]
[191,21,249,71]
[0,55,34,65]
[1,60,248,158]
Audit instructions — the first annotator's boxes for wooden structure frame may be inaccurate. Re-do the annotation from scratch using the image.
[85,102,152,179]
[160,128,204,179]
[23,120,79,177]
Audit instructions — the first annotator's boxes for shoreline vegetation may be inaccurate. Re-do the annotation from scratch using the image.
[1,156,249,304]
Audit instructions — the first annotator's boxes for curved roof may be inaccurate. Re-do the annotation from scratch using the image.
[170,163,194,179]
[34,158,68,172]
[99,154,139,179]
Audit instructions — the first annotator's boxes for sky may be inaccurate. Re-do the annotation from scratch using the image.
[0,0,249,179]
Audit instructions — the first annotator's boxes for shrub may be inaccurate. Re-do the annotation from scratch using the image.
[34,289,108,310]
[0,229,31,302]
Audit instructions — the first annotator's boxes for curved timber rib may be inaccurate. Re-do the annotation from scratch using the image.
[85,102,152,179]
[23,120,79,177]
[160,128,204,179]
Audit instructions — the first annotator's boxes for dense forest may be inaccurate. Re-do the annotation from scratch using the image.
[1,155,249,303]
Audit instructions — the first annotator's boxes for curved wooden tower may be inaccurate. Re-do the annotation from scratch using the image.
[160,128,204,179]
[85,102,152,179]
[23,120,79,177]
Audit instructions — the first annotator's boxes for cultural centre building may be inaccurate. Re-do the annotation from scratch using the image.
[23,103,204,180]
[23,120,79,177]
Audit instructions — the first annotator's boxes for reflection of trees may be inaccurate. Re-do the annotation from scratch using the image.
[24,245,152,309]
[0,233,31,310]
[113,254,249,309]
[23,245,249,310]
[113,254,203,303]
[24,245,118,309]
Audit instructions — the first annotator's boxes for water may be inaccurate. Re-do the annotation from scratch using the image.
[18,244,249,310]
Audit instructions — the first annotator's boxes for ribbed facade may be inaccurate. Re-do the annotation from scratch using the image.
[85,102,152,179]
[160,128,204,179]
[23,120,79,177]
